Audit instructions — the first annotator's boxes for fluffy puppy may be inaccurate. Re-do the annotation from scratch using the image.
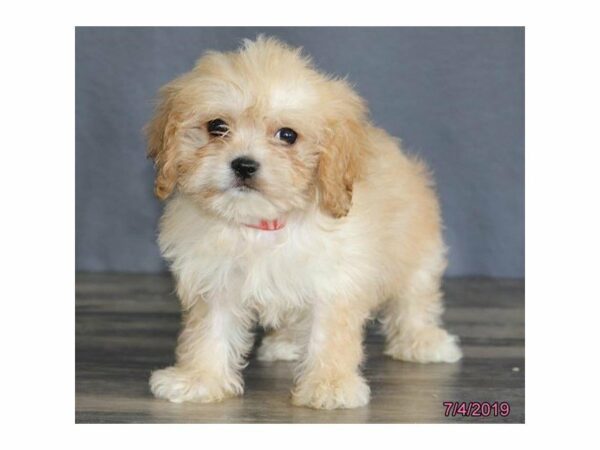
[147,36,462,410]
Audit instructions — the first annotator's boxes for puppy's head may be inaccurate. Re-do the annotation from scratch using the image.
[146,36,368,223]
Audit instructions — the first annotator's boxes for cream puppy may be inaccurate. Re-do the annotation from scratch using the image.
[147,36,461,410]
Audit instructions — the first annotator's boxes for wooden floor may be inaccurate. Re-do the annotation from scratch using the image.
[75,274,524,423]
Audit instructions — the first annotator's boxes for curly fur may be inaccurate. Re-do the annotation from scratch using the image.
[146,36,461,410]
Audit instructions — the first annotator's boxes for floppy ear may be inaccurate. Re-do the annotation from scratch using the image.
[145,84,181,200]
[317,86,369,218]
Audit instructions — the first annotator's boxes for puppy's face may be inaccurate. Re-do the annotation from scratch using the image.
[147,37,368,223]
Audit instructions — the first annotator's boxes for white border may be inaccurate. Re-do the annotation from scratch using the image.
[3,0,600,448]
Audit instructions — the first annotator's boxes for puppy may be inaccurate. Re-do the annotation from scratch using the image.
[147,36,461,410]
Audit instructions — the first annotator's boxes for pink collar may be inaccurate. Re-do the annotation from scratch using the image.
[243,219,285,231]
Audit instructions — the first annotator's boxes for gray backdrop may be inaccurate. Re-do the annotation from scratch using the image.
[75,27,524,277]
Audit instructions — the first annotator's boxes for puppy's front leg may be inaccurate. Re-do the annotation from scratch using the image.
[292,300,370,409]
[150,296,253,403]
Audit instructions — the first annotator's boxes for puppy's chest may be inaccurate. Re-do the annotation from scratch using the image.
[166,226,325,309]
[230,231,318,306]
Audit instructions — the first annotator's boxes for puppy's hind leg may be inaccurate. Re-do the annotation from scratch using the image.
[257,312,309,362]
[381,248,462,364]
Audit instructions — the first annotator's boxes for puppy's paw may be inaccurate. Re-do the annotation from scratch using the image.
[257,335,302,362]
[149,366,241,403]
[385,326,462,363]
[291,372,370,410]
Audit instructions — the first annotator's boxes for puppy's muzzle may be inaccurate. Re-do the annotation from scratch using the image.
[231,156,260,180]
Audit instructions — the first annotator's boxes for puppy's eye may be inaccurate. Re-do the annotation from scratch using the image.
[207,118,229,136]
[275,127,298,145]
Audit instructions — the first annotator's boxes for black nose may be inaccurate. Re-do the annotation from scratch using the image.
[231,156,260,179]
